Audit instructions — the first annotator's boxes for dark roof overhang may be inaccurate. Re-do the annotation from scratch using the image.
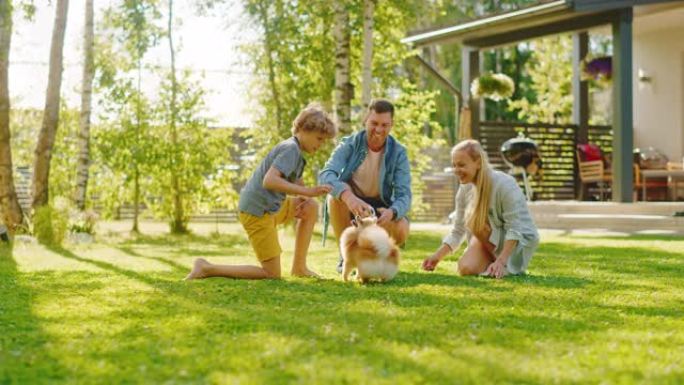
[401,0,652,48]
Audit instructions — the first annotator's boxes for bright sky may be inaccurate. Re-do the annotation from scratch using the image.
[10,0,256,128]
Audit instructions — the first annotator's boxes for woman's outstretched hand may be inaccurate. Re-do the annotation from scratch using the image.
[422,256,440,271]
[485,260,506,279]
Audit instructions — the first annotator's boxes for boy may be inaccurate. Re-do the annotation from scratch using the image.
[186,103,336,279]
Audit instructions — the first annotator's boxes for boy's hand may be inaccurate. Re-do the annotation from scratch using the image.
[305,184,332,197]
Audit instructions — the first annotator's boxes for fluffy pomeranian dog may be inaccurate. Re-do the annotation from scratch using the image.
[340,215,400,283]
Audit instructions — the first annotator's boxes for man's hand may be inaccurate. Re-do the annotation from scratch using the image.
[376,207,394,225]
[341,190,373,218]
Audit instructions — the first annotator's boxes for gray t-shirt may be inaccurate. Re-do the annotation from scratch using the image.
[238,137,306,216]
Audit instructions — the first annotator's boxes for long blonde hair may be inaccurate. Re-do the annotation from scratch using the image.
[452,140,492,237]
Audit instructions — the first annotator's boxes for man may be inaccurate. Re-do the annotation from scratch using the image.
[319,99,411,272]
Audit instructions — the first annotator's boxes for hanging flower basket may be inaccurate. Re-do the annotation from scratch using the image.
[470,73,515,101]
[581,56,612,85]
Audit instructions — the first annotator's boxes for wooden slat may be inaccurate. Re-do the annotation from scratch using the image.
[478,121,613,200]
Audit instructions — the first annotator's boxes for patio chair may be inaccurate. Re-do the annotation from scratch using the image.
[666,161,684,200]
[577,144,611,201]
[633,163,669,201]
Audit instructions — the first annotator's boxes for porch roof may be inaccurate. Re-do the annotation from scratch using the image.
[402,0,674,48]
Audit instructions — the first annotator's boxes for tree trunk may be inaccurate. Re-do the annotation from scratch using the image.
[133,165,139,233]
[74,0,94,211]
[32,0,69,209]
[361,0,374,109]
[257,2,283,133]
[168,0,185,233]
[0,0,24,233]
[132,59,142,234]
[333,0,352,133]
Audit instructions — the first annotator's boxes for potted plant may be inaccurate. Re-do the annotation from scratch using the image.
[470,72,515,101]
[581,55,612,86]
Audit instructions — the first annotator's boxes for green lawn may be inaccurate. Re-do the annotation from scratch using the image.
[1,224,683,384]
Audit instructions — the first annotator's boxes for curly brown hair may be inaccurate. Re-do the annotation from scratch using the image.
[291,103,337,138]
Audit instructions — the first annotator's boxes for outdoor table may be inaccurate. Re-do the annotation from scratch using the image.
[641,169,684,201]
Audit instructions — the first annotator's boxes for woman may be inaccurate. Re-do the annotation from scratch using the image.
[422,140,539,278]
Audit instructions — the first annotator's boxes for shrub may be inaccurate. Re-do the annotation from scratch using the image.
[33,205,68,246]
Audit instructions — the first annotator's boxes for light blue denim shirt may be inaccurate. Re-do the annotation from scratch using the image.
[444,169,539,274]
[318,130,412,219]
[318,130,412,245]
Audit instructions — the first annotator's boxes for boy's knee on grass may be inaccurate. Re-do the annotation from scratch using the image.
[261,256,282,279]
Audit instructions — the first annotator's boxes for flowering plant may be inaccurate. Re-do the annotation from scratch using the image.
[69,209,99,235]
[581,56,612,85]
[470,73,515,101]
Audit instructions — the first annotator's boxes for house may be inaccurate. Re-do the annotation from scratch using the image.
[403,0,684,202]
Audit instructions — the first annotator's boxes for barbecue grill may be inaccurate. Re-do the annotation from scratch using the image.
[500,134,542,201]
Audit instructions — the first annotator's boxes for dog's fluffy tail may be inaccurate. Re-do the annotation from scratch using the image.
[340,226,359,261]
[357,226,396,259]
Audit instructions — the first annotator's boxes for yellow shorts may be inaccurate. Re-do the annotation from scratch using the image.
[239,198,296,262]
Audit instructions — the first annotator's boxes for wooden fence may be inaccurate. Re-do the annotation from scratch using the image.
[479,121,613,200]
[10,123,614,224]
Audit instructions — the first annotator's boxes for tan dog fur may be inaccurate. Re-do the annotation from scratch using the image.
[340,216,400,283]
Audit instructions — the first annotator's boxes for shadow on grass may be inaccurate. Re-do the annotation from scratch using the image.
[567,233,684,242]
[398,271,593,290]
[597,303,684,319]
[115,246,188,273]
[539,241,684,279]
[0,245,68,383]
[118,232,246,249]
[48,246,181,290]
[35,235,684,384]
[396,271,505,290]
[112,232,254,259]
[507,273,593,289]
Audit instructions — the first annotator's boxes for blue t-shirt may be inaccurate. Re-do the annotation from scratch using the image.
[238,137,306,216]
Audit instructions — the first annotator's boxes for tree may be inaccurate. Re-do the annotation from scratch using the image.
[166,0,185,233]
[507,35,574,124]
[360,0,374,108]
[74,0,94,211]
[93,75,157,223]
[481,45,534,122]
[95,1,235,230]
[240,0,337,181]
[148,71,228,232]
[32,0,69,210]
[0,0,25,233]
[99,0,162,232]
[49,104,84,207]
[160,0,203,233]
[238,0,442,216]
[333,0,352,134]
[251,0,284,133]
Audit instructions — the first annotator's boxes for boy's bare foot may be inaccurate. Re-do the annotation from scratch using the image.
[291,268,320,278]
[185,258,210,280]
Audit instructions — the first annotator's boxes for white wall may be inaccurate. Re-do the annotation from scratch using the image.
[633,10,684,164]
